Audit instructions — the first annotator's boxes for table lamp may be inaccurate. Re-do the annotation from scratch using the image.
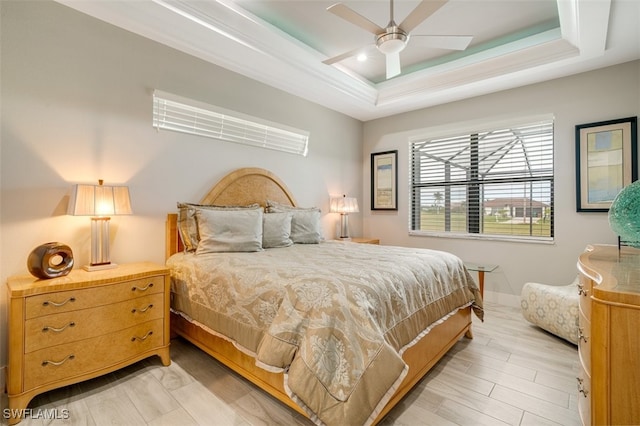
[69,180,132,271]
[330,194,359,240]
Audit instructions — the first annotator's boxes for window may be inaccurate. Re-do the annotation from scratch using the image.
[153,90,309,156]
[410,118,554,241]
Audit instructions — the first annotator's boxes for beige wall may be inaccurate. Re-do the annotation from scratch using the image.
[0,1,363,368]
[363,60,640,304]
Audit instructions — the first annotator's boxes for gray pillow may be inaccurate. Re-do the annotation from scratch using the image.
[195,207,263,254]
[177,202,260,252]
[266,200,322,244]
[263,212,293,248]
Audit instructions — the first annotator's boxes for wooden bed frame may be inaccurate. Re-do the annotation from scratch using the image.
[165,167,474,424]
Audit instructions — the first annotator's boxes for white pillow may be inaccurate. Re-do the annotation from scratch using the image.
[266,200,322,244]
[262,212,293,248]
[195,207,263,253]
[177,202,260,252]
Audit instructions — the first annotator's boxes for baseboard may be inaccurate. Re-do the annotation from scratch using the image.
[483,290,521,308]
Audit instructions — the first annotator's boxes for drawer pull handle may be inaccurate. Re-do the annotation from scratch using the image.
[132,304,154,314]
[42,354,75,367]
[577,284,588,296]
[131,330,153,342]
[132,283,154,292]
[577,377,589,397]
[578,328,588,343]
[43,297,76,307]
[42,322,76,333]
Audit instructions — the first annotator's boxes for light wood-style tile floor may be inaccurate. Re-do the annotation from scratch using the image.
[2,302,580,426]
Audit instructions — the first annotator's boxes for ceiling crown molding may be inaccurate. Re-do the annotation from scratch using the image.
[55,0,632,121]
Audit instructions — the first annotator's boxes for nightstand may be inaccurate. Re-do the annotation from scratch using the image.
[349,237,380,245]
[6,262,170,425]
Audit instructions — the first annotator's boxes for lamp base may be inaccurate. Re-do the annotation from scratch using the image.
[83,263,118,272]
[338,214,352,242]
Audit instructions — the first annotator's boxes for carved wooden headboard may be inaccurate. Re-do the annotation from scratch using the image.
[165,167,298,259]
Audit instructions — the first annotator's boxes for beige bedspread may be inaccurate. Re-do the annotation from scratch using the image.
[168,241,483,425]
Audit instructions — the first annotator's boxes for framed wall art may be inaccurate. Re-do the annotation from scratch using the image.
[575,116,637,212]
[371,150,398,210]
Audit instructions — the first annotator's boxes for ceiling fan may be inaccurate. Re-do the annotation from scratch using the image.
[324,0,473,79]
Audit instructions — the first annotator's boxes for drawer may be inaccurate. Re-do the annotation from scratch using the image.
[578,274,592,320]
[24,293,164,353]
[578,308,591,373]
[25,275,165,319]
[24,319,164,389]
[577,370,591,426]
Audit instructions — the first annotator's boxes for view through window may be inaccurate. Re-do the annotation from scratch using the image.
[410,119,554,241]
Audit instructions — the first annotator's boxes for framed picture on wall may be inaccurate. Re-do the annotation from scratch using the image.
[371,150,398,210]
[575,116,638,212]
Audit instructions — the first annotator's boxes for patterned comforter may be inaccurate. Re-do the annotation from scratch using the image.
[168,241,483,425]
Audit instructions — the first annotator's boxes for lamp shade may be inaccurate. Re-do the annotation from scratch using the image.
[68,180,132,270]
[330,195,359,214]
[69,181,132,216]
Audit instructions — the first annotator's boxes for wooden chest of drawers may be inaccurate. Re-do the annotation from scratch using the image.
[577,245,640,426]
[6,263,170,425]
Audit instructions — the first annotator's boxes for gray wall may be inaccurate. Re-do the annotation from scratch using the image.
[363,60,640,305]
[0,1,363,369]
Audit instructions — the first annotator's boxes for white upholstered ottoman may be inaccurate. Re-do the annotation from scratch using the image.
[520,278,580,345]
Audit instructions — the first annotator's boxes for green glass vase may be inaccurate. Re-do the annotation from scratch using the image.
[608,180,640,248]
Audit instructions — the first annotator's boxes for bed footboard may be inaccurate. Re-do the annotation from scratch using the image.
[170,308,472,424]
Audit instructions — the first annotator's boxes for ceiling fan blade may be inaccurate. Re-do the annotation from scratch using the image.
[400,0,449,34]
[385,52,401,79]
[327,3,385,35]
[411,35,473,50]
[323,45,372,65]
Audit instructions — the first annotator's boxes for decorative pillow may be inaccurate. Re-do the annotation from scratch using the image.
[266,200,322,244]
[262,212,293,248]
[178,202,260,252]
[195,207,263,254]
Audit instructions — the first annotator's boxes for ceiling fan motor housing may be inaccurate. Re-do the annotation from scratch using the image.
[376,25,408,54]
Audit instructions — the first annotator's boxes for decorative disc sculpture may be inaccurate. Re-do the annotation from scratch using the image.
[27,242,74,279]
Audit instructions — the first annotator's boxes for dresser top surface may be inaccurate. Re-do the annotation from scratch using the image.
[7,262,168,296]
[579,244,640,299]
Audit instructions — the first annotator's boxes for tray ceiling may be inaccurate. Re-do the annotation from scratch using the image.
[55,0,640,121]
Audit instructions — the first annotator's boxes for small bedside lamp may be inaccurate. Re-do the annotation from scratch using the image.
[330,194,359,240]
[69,180,132,271]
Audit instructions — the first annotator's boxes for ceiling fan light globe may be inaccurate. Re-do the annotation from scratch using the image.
[376,30,408,54]
[378,38,406,54]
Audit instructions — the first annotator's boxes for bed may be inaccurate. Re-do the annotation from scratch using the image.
[165,167,483,425]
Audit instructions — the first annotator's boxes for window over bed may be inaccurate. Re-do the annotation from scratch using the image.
[153,90,309,156]
[409,116,554,242]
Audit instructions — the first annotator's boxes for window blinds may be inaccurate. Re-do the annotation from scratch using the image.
[410,119,554,239]
[152,90,309,156]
